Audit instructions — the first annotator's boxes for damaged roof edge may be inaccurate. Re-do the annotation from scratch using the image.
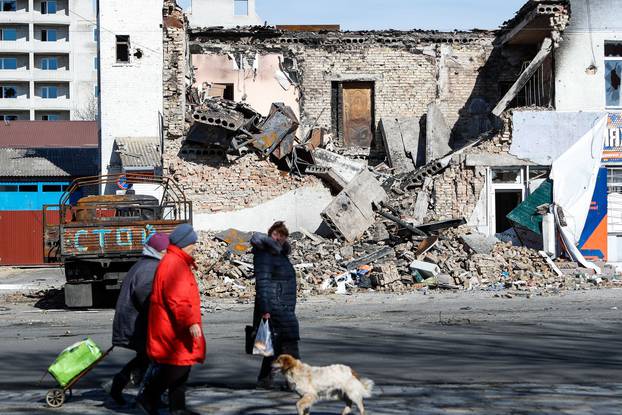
[497,0,571,46]
[188,25,497,41]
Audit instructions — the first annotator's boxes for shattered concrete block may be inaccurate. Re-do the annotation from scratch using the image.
[425,103,452,162]
[321,170,388,242]
[409,259,440,278]
[312,148,366,183]
[460,233,500,255]
[305,165,347,192]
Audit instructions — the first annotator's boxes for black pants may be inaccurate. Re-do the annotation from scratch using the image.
[142,364,191,411]
[111,351,150,394]
[258,339,299,381]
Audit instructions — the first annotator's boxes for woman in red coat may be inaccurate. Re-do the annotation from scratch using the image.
[137,224,205,415]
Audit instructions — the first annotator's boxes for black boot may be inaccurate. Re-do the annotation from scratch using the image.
[109,373,128,405]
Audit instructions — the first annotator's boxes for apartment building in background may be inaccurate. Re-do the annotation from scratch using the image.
[0,0,98,121]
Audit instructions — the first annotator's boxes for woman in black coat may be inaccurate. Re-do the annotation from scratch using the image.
[109,233,169,405]
[251,221,300,388]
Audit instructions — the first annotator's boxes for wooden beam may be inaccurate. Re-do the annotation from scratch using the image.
[492,37,553,116]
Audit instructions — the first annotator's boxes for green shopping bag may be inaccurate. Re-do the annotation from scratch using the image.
[48,338,103,387]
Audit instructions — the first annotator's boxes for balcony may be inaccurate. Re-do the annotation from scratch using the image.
[0,39,30,53]
[33,12,70,25]
[31,96,70,110]
[0,97,30,110]
[0,11,30,25]
[0,68,30,81]
[32,68,71,81]
[32,40,70,54]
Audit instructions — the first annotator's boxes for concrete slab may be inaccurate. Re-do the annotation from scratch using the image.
[379,118,415,174]
[426,103,452,162]
[194,184,333,233]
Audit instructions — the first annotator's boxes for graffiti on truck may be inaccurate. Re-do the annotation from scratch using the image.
[72,224,156,252]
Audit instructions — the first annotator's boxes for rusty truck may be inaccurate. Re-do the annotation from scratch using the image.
[43,174,192,308]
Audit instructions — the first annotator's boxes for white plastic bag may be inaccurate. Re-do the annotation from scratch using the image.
[252,319,274,357]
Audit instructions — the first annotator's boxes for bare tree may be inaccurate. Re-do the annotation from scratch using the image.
[75,91,99,120]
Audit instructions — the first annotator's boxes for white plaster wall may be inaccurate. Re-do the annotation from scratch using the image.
[70,0,98,120]
[187,0,262,28]
[98,0,164,188]
[193,184,333,233]
[555,0,622,111]
[193,53,300,117]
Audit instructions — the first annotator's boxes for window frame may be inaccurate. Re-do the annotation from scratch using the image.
[0,57,17,69]
[41,114,59,121]
[0,0,17,12]
[41,85,58,99]
[41,56,58,70]
[41,28,57,42]
[0,85,17,98]
[0,27,17,41]
[41,0,57,14]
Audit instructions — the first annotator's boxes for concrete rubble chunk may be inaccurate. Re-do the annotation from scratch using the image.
[312,148,366,183]
[321,169,388,242]
[409,259,441,278]
[425,103,452,162]
[460,233,500,255]
[379,118,416,174]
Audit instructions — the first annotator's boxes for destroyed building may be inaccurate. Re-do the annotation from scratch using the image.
[157,0,621,297]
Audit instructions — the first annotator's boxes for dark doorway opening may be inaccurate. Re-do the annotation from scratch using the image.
[495,190,522,233]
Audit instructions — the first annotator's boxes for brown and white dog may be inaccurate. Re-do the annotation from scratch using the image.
[272,354,374,415]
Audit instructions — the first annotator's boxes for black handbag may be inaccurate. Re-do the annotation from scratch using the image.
[245,325,256,355]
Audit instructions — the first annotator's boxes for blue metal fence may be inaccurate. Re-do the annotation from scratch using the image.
[0,181,69,211]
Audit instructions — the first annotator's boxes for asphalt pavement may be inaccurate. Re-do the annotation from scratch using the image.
[0,268,621,414]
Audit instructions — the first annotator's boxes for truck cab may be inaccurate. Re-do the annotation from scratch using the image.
[43,174,192,308]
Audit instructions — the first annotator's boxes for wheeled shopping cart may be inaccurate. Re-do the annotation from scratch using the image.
[43,338,113,408]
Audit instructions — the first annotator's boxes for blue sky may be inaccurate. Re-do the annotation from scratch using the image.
[178,0,527,31]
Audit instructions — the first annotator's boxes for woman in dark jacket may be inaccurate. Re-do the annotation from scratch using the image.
[109,233,169,405]
[251,221,300,388]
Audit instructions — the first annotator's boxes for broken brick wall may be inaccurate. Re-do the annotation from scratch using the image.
[163,0,187,141]
[164,139,319,213]
[187,30,517,154]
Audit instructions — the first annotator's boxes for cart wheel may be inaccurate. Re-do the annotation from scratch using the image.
[46,389,65,408]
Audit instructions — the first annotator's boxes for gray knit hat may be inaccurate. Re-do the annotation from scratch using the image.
[169,223,198,248]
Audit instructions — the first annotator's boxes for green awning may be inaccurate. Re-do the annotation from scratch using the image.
[506,179,553,235]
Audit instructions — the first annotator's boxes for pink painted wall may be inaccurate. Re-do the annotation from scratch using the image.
[192,53,300,118]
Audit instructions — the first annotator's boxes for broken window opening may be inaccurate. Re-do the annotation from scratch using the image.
[208,83,234,100]
[115,35,130,63]
[1,0,16,12]
[0,85,17,98]
[605,41,622,108]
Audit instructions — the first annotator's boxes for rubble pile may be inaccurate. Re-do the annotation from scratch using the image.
[180,94,615,300]
[192,222,612,301]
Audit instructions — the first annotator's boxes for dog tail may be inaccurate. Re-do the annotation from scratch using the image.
[360,378,374,398]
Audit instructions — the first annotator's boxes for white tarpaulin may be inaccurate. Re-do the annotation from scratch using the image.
[549,116,607,273]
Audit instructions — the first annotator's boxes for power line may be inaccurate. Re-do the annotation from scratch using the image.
[68,8,163,56]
